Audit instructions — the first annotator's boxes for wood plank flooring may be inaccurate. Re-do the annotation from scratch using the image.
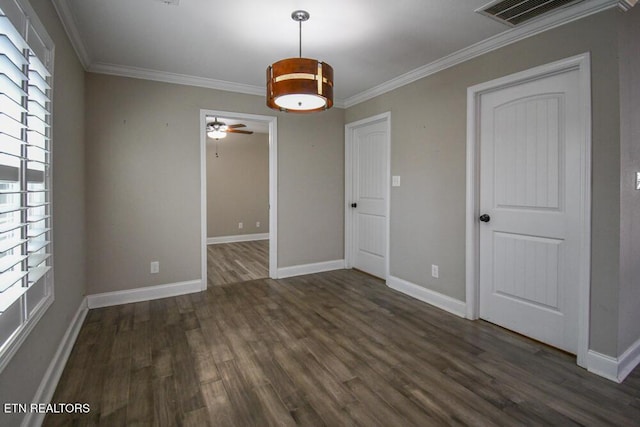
[45,269,640,426]
[207,240,269,286]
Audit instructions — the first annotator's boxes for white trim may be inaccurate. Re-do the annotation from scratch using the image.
[576,53,593,368]
[91,62,266,97]
[86,280,201,309]
[51,0,90,68]
[0,295,54,374]
[268,116,279,279]
[618,336,640,382]
[344,125,352,269]
[207,233,269,245]
[22,297,88,427]
[465,80,480,322]
[465,53,592,367]
[586,350,619,382]
[200,111,207,291]
[586,337,640,383]
[343,0,616,108]
[387,275,467,318]
[344,112,391,280]
[277,260,345,279]
[200,110,278,283]
[617,0,638,11]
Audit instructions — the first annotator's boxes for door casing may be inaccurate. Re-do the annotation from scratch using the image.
[200,109,278,286]
[465,53,592,367]
[345,112,391,280]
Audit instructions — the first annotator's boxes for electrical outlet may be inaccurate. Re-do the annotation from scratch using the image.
[256,221,260,228]
[431,264,439,279]
[238,222,243,229]
[150,261,159,274]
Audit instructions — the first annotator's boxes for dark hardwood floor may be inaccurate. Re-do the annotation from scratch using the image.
[45,269,640,426]
[207,240,269,286]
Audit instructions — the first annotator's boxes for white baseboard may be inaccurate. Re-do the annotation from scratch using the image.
[207,233,269,245]
[618,336,640,382]
[87,279,202,309]
[588,336,640,383]
[586,350,620,382]
[23,297,89,427]
[277,260,345,279]
[387,275,467,318]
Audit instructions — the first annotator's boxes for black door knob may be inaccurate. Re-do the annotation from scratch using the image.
[351,203,357,208]
[479,214,491,222]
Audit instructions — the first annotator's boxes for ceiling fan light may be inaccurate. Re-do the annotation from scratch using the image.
[207,130,227,139]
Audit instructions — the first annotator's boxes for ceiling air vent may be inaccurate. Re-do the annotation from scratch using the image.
[476,0,584,26]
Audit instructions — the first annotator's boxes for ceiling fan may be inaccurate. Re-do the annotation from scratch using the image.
[206,118,253,139]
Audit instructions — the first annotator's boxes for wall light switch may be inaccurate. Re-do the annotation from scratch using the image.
[636,172,640,190]
[392,176,401,187]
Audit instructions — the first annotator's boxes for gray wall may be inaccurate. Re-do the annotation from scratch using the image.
[618,5,640,355]
[345,10,622,356]
[0,0,86,425]
[85,74,345,294]
[278,112,345,267]
[207,132,269,237]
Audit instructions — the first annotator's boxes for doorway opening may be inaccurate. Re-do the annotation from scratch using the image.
[200,110,277,287]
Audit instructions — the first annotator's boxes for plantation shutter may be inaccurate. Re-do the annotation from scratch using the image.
[0,1,53,361]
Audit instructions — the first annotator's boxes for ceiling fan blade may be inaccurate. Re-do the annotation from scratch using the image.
[226,124,246,129]
[226,129,253,134]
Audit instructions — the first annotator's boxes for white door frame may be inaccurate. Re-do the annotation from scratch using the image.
[200,109,278,288]
[344,112,391,280]
[465,53,592,367]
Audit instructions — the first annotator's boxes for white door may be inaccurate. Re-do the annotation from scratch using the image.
[346,115,389,279]
[478,70,581,354]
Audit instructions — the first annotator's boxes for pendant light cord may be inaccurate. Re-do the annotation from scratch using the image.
[298,19,302,58]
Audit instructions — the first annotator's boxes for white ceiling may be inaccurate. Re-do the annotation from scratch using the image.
[53,0,617,106]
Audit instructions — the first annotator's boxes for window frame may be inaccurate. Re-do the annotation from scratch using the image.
[0,0,55,374]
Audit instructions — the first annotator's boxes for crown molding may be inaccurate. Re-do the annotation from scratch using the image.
[89,62,266,96]
[333,98,346,109]
[52,0,91,69]
[617,0,638,11]
[343,0,618,108]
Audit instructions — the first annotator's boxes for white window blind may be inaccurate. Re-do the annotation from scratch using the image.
[0,0,54,372]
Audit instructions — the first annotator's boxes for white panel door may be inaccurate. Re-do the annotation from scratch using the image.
[479,70,581,354]
[348,118,389,279]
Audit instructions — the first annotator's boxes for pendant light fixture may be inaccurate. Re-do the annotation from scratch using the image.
[266,10,333,113]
